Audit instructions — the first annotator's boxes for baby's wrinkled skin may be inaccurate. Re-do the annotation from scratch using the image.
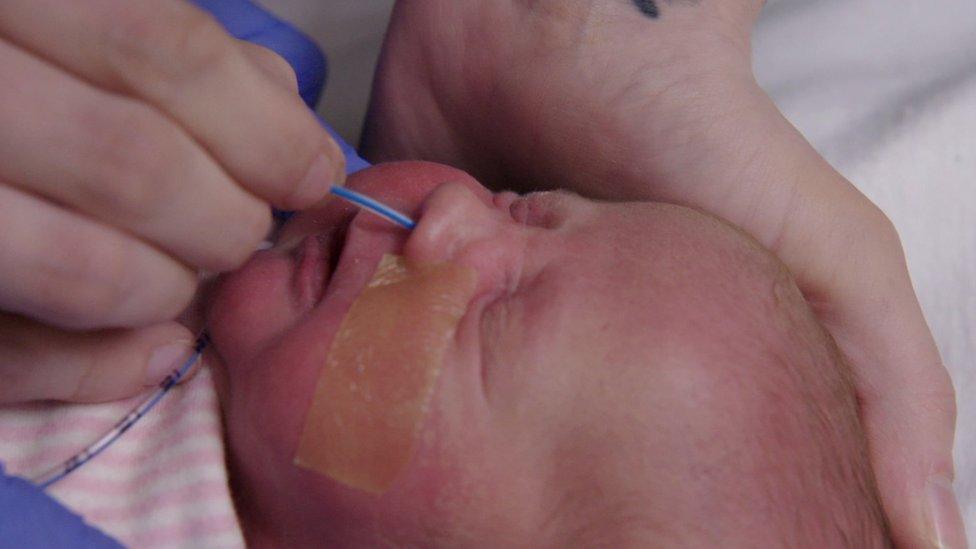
[207,162,888,547]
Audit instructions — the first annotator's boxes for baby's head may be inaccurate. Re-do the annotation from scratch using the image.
[207,162,889,546]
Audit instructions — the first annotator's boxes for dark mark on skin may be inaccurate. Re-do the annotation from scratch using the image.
[633,0,660,18]
[633,0,699,19]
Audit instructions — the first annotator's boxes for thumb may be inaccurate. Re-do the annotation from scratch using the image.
[0,313,197,404]
[848,320,965,549]
[813,219,966,548]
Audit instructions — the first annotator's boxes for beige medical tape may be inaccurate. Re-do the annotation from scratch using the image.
[295,254,477,493]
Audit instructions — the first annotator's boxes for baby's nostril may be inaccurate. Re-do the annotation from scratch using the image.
[492,191,521,216]
[404,182,498,264]
[504,191,575,230]
[509,198,531,225]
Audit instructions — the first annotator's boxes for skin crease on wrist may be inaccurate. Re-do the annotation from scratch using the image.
[206,161,889,547]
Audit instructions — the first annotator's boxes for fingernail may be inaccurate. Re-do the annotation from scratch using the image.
[926,475,968,549]
[326,136,347,187]
[290,154,335,208]
[145,342,194,387]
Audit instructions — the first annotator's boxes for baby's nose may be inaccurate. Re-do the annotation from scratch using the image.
[404,183,525,289]
[405,182,501,263]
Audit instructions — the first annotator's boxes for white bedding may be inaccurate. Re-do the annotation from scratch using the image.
[267,0,976,532]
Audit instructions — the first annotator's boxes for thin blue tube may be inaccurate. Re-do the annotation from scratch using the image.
[329,186,417,230]
[31,334,210,489]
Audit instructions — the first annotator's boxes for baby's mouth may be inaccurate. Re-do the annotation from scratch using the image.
[286,200,413,312]
[289,220,349,309]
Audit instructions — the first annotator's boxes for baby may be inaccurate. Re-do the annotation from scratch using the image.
[1,0,952,542]
[206,161,890,546]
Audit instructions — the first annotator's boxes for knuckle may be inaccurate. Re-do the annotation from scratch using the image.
[36,233,187,328]
[83,242,141,319]
[106,4,233,90]
[868,207,902,250]
[29,273,108,330]
[166,9,235,77]
[45,237,135,326]
[845,203,909,274]
[82,103,177,223]
[856,202,903,252]
[923,364,958,420]
[242,43,297,91]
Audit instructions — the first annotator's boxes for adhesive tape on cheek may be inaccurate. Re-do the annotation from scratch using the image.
[294,254,477,493]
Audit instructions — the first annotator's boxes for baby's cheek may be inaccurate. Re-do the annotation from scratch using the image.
[370,376,540,544]
[395,352,560,543]
[207,251,299,367]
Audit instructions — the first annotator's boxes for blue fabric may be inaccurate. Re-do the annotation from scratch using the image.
[0,463,123,548]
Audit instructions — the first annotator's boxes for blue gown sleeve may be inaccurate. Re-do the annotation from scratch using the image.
[0,463,122,548]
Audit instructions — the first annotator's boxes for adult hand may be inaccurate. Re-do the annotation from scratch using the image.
[363,1,964,546]
[0,0,344,404]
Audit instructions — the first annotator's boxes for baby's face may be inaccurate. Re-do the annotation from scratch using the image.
[208,161,687,545]
[206,162,885,547]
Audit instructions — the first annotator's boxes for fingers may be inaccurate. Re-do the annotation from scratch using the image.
[0,39,272,273]
[847,308,963,548]
[0,185,197,330]
[0,312,195,404]
[815,213,965,548]
[0,0,345,210]
[238,41,299,93]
